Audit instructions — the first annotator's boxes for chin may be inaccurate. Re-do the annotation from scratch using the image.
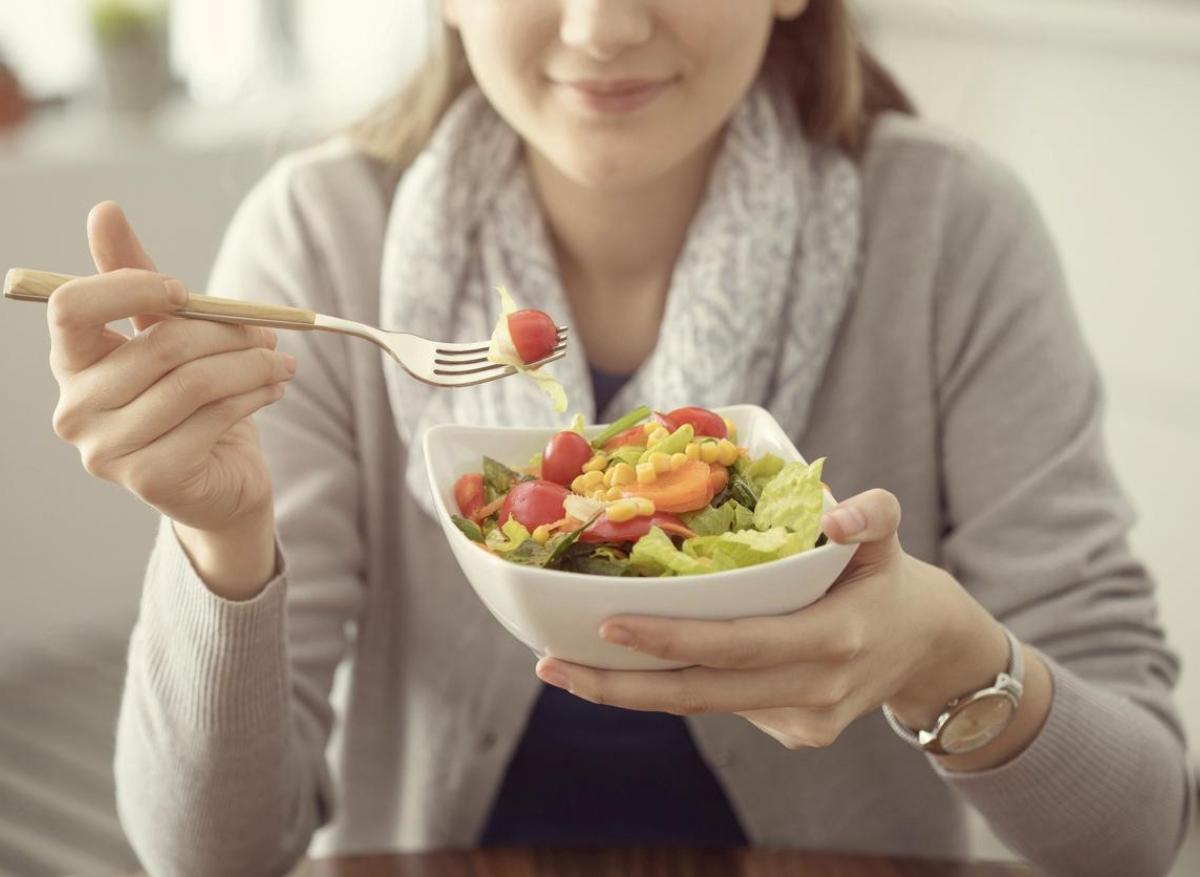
[550,137,683,193]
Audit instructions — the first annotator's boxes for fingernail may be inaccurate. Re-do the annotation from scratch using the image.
[281,353,297,373]
[831,506,866,538]
[164,279,188,307]
[538,668,567,689]
[602,625,635,647]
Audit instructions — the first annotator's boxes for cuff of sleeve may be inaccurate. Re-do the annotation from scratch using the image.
[932,650,1143,837]
[136,514,291,735]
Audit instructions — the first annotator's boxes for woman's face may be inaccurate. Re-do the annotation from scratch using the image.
[444,0,808,191]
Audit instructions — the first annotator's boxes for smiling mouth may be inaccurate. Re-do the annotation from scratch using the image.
[552,77,675,115]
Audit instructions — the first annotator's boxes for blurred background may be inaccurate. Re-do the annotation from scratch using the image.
[0,1,1196,874]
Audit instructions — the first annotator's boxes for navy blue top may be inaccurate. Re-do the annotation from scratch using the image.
[477,365,747,847]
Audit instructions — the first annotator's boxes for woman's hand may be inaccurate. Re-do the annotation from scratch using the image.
[536,489,1029,759]
[47,202,297,597]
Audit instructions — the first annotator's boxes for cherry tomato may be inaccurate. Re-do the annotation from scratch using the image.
[453,473,485,519]
[500,479,569,529]
[657,406,727,439]
[601,424,647,452]
[541,430,593,486]
[580,512,694,544]
[507,309,557,364]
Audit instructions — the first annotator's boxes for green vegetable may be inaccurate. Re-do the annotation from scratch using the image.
[740,453,786,490]
[680,499,757,536]
[728,470,761,510]
[503,513,599,568]
[590,405,652,449]
[451,514,484,543]
[568,413,587,434]
[630,527,715,576]
[482,455,528,501]
[753,458,826,550]
[486,518,532,554]
[607,445,645,469]
[528,451,543,472]
[683,527,808,569]
[638,424,694,464]
[561,544,635,576]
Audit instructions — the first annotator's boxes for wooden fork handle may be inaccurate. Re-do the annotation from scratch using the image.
[4,268,318,331]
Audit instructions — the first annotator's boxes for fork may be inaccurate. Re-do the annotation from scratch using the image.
[4,268,568,388]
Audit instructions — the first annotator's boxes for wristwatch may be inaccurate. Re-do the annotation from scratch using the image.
[882,626,1024,756]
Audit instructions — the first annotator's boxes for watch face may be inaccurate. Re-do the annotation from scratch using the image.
[940,694,1017,755]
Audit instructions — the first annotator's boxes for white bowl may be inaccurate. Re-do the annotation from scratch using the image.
[423,404,857,670]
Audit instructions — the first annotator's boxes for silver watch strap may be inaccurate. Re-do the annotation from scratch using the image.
[882,626,1024,750]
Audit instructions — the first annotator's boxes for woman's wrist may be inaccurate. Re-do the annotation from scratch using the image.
[172,509,279,602]
[884,561,1054,771]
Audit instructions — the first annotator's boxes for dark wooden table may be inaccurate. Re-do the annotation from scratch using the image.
[297,849,1036,876]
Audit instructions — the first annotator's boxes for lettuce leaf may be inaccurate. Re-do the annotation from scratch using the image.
[681,499,757,536]
[486,518,532,554]
[753,458,826,549]
[486,285,567,413]
[683,527,808,569]
[630,527,718,576]
[741,453,786,490]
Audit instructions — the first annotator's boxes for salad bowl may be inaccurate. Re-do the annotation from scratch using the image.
[423,404,857,670]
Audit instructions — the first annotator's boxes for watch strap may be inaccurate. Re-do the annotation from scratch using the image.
[882,626,1024,752]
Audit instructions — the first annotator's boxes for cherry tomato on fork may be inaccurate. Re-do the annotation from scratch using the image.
[508,309,558,364]
[541,430,594,486]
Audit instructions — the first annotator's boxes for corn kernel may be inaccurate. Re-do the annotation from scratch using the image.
[716,438,739,466]
[643,421,659,435]
[723,417,738,442]
[636,462,658,484]
[571,475,589,494]
[699,441,720,464]
[650,451,672,474]
[582,469,605,488]
[648,427,669,446]
[582,453,608,473]
[531,524,551,545]
[590,488,608,501]
[685,442,701,462]
[633,497,656,516]
[670,452,688,471]
[605,485,623,501]
[611,462,636,485]
[606,499,639,522]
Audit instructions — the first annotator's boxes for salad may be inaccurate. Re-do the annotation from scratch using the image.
[449,405,830,577]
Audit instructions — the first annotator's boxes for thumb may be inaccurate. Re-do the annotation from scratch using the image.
[821,488,903,568]
[87,201,163,333]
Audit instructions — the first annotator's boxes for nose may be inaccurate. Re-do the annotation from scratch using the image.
[560,0,652,62]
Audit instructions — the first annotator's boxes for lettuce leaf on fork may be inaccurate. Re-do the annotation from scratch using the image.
[486,286,568,413]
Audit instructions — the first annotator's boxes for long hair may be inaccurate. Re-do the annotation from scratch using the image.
[349,2,913,181]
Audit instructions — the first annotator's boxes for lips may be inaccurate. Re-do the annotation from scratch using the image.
[551,77,674,114]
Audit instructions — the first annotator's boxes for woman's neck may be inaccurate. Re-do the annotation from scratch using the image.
[525,138,721,373]
[526,139,720,297]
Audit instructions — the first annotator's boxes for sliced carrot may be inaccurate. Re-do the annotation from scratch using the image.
[471,495,507,524]
[621,459,714,513]
[708,464,729,496]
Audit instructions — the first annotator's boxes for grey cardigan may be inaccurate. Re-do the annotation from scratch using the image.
[114,114,1195,877]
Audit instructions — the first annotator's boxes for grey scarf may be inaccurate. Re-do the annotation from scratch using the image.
[380,81,862,517]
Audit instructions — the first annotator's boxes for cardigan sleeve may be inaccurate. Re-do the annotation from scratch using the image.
[928,145,1195,877]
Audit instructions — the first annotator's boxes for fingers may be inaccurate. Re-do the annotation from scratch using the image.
[535,657,849,716]
[119,382,287,500]
[87,201,165,335]
[821,488,901,544]
[599,607,865,670]
[73,317,279,411]
[47,269,188,376]
[96,345,296,454]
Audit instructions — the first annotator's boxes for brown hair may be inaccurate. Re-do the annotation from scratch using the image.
[349,2,913,180]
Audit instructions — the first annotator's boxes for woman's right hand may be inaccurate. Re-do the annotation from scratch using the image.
[48,202,296,593]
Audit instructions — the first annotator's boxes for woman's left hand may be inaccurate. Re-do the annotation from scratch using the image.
[535,488,1011,750]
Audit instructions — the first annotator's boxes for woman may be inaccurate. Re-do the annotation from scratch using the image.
[44,1,1192,875]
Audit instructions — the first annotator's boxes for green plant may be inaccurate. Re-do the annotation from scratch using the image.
[88,0,167,45]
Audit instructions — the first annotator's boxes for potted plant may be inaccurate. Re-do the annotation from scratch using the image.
[88,0,172,114]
